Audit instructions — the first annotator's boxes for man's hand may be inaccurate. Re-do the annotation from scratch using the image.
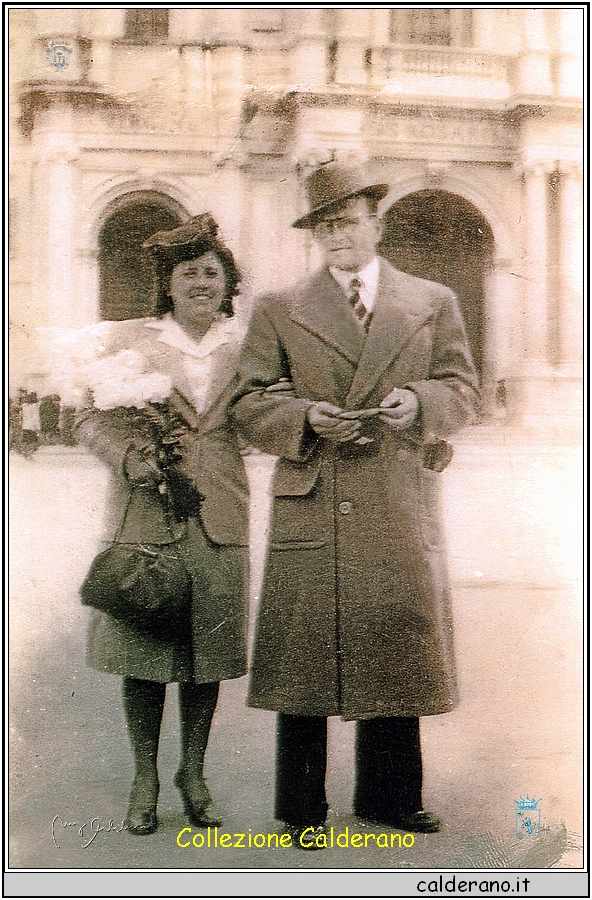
[378,388,419,430]
[123,443,164,486]
[264,378,296,396]
[307,401,361,443]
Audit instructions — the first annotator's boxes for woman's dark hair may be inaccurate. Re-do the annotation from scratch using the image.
[143,214,241,318]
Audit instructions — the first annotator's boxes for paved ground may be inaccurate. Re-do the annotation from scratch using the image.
[8,430,583,870]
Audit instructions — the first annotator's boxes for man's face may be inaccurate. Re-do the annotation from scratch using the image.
[312,196,382,272]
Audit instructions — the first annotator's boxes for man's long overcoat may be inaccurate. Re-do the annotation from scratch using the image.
[232,259,480,720]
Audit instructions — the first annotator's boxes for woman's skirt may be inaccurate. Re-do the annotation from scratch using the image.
[86,516,248,684]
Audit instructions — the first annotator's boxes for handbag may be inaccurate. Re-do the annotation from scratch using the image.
[80,486,192,640]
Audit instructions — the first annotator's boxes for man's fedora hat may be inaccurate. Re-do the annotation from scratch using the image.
[292,162,390,229]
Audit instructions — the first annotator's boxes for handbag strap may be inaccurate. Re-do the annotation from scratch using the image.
[113,489,136,544]
[113,487,186,546]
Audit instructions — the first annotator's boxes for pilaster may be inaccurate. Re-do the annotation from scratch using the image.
[558,162,583,366]
[334,10,369,86]
[515,9,553,96]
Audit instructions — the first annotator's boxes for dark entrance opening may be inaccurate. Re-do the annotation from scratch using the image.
[98,192,188,321]
[379,190,494,380]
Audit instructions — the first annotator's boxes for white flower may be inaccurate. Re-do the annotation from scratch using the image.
[86,349,172,410]
[33,323,173,410]
[35,322,116,407]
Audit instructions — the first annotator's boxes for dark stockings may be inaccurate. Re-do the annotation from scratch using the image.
[178,681,220,785]
[122,677,166,807]
[122,678,219,810]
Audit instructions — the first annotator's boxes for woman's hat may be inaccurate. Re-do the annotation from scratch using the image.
[142,213,220,258]
[292,162,390,230]
[142,212,241,314]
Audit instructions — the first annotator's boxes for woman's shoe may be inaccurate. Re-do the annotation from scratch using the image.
[174,771,222,827]
[125,776,159,836]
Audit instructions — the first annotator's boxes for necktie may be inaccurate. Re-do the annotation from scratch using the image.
[348,277,372,333]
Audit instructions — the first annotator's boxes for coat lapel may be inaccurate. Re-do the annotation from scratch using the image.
[345,261,435,408]
[144,319,245,428]
[288,269,365,365]
[198,335,244,429]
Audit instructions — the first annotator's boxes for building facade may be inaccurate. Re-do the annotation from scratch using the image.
[9,7,583,433]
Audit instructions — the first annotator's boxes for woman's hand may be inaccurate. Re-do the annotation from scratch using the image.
[123,443,164,486]
[378,388,419,430]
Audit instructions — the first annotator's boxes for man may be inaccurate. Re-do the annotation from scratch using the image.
[231,162,480,844]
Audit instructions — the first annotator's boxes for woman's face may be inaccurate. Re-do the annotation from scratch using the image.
[169,251,226,335]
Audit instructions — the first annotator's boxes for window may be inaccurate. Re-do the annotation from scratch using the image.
[389,9,472,47]
[124,9,169,43]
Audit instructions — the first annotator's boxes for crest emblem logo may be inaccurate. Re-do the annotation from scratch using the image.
[514,795,541,838]
[46,43,73,70]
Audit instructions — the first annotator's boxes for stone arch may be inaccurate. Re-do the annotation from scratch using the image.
[91,181,193,247]
[380,189,494,380]
[72,179,195,324]
[378,175,518,412]
[97,190,190,321]
[379,173,514,262]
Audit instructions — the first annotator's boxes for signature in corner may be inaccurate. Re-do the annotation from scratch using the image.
[52,815,127,849]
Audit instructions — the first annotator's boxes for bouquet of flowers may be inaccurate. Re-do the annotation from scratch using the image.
[110,397,203,523]
[86,351,203,522]
[38,322,201,520]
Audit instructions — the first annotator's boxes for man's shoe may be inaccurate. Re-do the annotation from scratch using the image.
[284,823,328,850]
[394,810,441,833]
[357,809,441,834]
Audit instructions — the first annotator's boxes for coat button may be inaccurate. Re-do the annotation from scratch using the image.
[338,501,352,515]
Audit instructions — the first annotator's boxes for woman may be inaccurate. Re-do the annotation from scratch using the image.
[76,214,249,836]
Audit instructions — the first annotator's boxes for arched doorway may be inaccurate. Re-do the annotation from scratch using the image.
[98,192,189,320]
[379,190,494,381]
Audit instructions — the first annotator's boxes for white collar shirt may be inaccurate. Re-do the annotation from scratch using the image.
[329,256,381,313]
[145,312,240,415]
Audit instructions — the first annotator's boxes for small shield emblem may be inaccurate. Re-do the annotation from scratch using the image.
[516,808,540,838]
[47,43,72,70]
[514,795,541,838]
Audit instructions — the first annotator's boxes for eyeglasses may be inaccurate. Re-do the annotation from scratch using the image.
[313,215,377,237]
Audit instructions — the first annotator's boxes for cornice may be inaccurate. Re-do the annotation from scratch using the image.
[17,81,136,137]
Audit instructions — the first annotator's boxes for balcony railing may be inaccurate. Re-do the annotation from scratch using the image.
[373,45,513,99]
[388,46,510,80]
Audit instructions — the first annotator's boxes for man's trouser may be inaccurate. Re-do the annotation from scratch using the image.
[275,713,422,826]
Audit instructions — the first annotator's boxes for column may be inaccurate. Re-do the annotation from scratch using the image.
[85,10,125,86]
[289,10,328,87]
[367,10,390,87]
[471,9,495,51]
[168,8,204,44]
[522,162,551,364]
[558,163,583,365]
[482,258,521,417]
[32,111,87,328]
[212,45,244,140]
[334,9,370,85]
[180,46,210,111]
[213,164,244,283]
[515,9,553,96]
[46,148,80,326]
[556,8,584,99]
